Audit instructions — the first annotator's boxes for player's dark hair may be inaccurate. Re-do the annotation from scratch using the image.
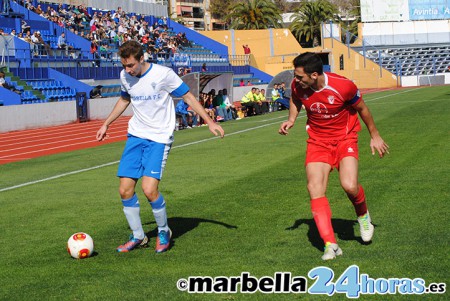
[293,52,323,75]
[118,40,144,61]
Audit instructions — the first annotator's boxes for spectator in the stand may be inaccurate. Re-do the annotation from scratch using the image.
[0,28,5,35]
[23,30,33,43]
[271,83,280,111]
[0,71,20,94]
[243,44,251,55]
[24,0,32,9]
[222,88,234,120]
[253,88,263,114]
[9,29,16,36]
[57,32,74,54]
[57,16,65,27]
[17,32,25,41]
[143,47,153,62]
[247,80,253,86]
[201,63,207,72]
[58,4,69,17]
[92,28,101,42]
[141,32,149,45]
[243,44,251,64]
[241,87,260,116]
[89,85,103,98]
[90,41,100,66]
[166,37,177,57]
[34,4,43,15]
[175,99,198,129]
[213,89,226,122]
[199,92,216,124]
[117,22,126,35]
[278,82,286,99]
[202,92,215,123]
[260,88,269,114]
[32,31,53,56]
[277,81,290,109]
[272,83,290,109]
[1,0,10,14]
[138,24,146,37]
[21,20,31,34]
[239,78,245,86]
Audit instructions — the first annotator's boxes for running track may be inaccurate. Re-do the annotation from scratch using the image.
[0,116,130,165]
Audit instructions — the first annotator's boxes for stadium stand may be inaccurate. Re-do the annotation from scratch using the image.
[0,0,270,104]
[355,44,450,76]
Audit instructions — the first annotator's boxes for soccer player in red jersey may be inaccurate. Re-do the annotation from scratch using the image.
[279,52,389,260]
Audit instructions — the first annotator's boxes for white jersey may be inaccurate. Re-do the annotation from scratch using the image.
[120,63,189,144]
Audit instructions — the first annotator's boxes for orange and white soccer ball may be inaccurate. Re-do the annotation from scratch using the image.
[67,232,94,259]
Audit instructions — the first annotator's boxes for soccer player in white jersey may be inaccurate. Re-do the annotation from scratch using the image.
[96,41,224,253]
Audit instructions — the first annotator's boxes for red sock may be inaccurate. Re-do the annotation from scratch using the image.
[310,197,336,244]
[347,185,368,217]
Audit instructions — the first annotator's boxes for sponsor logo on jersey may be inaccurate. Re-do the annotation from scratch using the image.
[310,102,328,114]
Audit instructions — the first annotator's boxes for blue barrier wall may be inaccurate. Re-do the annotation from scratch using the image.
[0,87,21,106]
[249,66,273,84]
[48,68,92,96]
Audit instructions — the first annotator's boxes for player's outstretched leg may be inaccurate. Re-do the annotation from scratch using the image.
[311,197,342,260]
[118,194,148,252]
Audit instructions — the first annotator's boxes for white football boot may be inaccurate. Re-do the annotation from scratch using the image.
[322,243,343,260]
[358,211,375,242]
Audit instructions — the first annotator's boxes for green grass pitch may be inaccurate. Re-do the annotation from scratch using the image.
[0,86,448,300]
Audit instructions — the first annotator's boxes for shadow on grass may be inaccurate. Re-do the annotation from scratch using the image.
[145,217,237,251]
[286,218,373,251]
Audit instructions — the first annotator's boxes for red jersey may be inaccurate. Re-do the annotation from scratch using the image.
[291,72,362,141]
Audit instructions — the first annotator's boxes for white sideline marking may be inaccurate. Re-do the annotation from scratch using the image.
[0,162,120,192]
[0,88,420,192]
[0,115,297,192]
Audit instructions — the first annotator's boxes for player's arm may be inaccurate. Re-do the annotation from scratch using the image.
[279,97,302,135]
[182,91,224,138]
[96,96,130,141]
[353,99,389,158]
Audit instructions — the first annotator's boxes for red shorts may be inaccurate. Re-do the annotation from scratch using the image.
[305,135,359,170]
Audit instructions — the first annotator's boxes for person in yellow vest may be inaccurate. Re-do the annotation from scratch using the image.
[260,88,269,114]
[241,87,259,116]
[271,83,281,112]
[253,88,263,115]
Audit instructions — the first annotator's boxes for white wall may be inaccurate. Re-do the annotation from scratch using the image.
[1,84,262,132]
[401,74,449,87]
[362,20,450,45]
[0,97,132,133]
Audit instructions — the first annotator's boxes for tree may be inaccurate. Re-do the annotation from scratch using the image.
[334,0,361,42]
[227,0,283,30]
[209,0,233,21]
[273,0,289,13]
[289,0,339,47]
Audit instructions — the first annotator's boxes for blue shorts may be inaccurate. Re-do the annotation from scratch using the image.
[117,134,172,180]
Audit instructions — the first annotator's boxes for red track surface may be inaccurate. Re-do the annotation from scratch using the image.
[0,116,130,165]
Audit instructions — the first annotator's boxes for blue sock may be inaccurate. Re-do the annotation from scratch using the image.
[149,194,169,233]
[122,194,145,240]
